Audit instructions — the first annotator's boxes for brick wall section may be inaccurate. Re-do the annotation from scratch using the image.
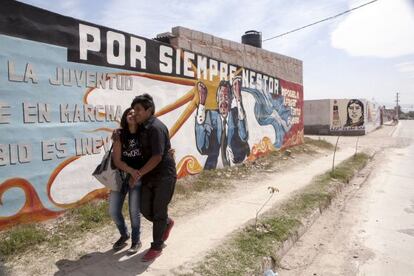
[169,26,303,85]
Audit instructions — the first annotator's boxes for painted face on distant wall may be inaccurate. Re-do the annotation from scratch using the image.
[348,102,363,123]
[218,84,231,117]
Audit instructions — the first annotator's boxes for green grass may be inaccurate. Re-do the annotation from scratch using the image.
[185,153,370,275]
[0,200,113,261]
[304,137,334,150]
[0,225,47,257]
[174,137,333,199]
[191,216,301,276]
[0,137,334,263]
[71,200,112,231]
[175,169,228,198]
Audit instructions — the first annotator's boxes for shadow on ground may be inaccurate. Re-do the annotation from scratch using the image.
[55,247,154,276]
[0,261,10,276]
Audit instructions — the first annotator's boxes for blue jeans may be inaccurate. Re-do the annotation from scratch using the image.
[109,178,141,244]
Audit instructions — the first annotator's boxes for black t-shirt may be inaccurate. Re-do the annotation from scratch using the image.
[121,130,145,169]
[138,116,176,180]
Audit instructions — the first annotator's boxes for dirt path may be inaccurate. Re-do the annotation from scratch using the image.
[279,121,414,276]
[6,125,399,276]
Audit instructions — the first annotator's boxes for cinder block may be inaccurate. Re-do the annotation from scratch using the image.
[191,44,204,55]
[201,45,213,57]
[237,43,244,52]
[191,43,212,57]
[230,41,239,51]
[191,30,203,41]
[211,49,221,60]
[213,36,222,48]
[222,39,230,49]
[226,55,236,66]
[202,33,213,45]
[169,37,179,48]
[172,26,192,38]
[244,44,257,55]
[177,38,191,51]
[221,52,230,63]
[228,52,241,67]
[171,26,303,85]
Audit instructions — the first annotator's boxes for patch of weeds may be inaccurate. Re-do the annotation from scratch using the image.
[174,167,236,198]
[0,225,47,257]
[70,200,111,231]
[0,138,337,265]
[283,192,331,218]
[304,137,334,150]
[192,216,299,276]
[193,170,227,192]
[0,199,113,261]
[174,137,334,199]
[186,152,370,275]
[331,153,369,182]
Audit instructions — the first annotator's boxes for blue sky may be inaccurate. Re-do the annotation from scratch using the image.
[19,0,414,110]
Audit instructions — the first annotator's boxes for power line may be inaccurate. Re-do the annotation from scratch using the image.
[262,0,379,42]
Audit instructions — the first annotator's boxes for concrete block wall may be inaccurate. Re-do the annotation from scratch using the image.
[304,99,331,125]
[169,26,303,85]
[304,99,382,136]
[303,99,331,135]
[0,2,306,229]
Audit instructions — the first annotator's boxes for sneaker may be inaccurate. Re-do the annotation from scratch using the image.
[127,241,142,255]
[142,248,162,262]
[112,234,130,251]
[162,218,175,242]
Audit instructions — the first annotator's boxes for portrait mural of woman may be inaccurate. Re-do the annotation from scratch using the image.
[344,99,364,127]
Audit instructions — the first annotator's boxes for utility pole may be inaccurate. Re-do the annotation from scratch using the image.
[396,92,400,120]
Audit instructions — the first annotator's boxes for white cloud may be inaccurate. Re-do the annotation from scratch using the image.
[259,0,349,56]
[97,0,235,39]
[20,0,348,57]
[395,62,414,79]
[395,61,414,72]
[331,0,414,58]
[97,0,348,56]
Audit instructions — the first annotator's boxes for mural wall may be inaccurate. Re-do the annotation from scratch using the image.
[365,101,382,133]
[330,99,381,134]
[0,2,303,229]
[330,99,366,132]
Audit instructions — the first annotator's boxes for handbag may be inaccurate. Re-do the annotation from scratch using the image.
[92,144,123,191]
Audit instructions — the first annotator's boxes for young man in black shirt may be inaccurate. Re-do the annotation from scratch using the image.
[130,94,176,262]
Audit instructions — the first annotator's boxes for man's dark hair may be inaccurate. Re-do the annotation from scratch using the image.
[131,93,155,115]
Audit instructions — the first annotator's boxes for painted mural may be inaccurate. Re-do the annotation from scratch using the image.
[330,99,366,131]
[330,98,382,133]
[365,101,382,133]
[0,1,303,229]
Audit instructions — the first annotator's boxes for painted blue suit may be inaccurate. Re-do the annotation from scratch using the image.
[195,106,249,169]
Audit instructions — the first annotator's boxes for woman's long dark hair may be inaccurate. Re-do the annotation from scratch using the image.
[345,99,364,127]
[119,107,134,147]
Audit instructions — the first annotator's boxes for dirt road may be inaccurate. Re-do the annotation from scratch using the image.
[280,121,414,276]
[7,124,400,276]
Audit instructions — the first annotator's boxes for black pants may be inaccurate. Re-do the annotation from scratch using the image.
[140,175,176,250]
